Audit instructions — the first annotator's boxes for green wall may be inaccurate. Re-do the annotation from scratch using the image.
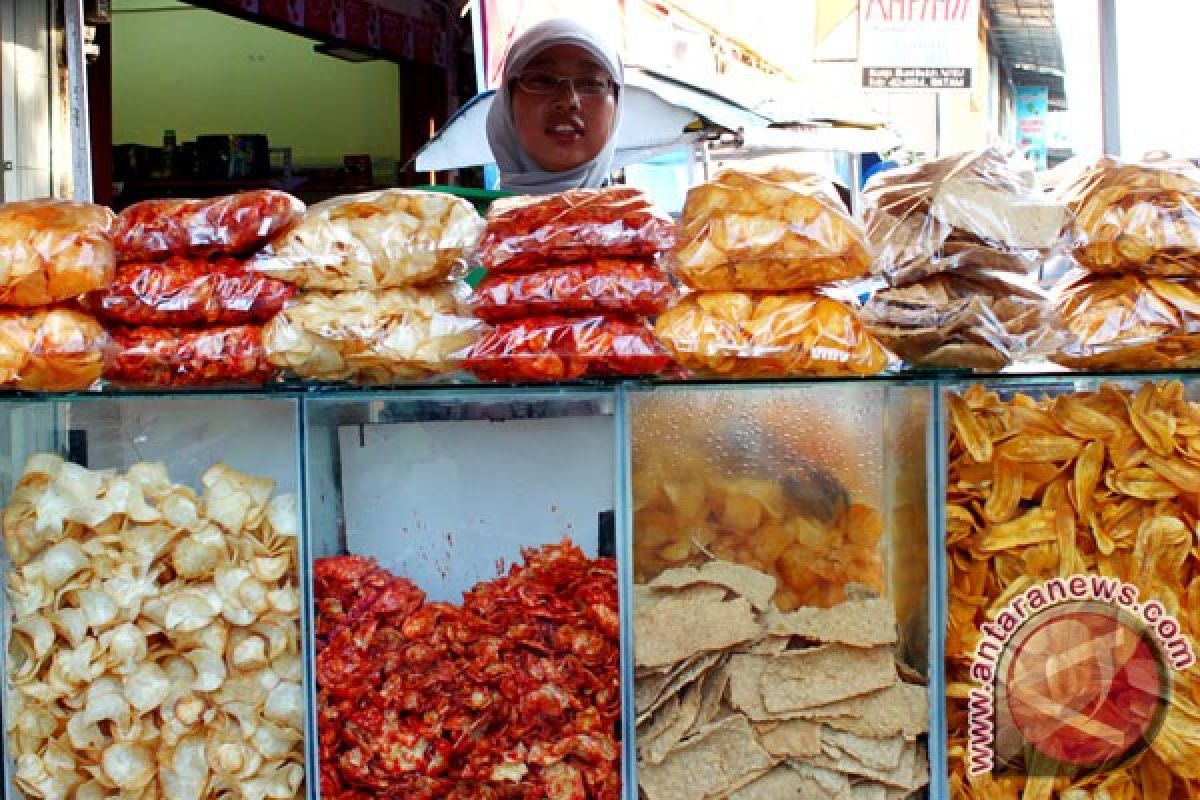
[112,0,402,169]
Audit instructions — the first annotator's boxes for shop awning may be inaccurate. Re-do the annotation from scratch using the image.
[985,0,1068,109]
[414,67,894,172]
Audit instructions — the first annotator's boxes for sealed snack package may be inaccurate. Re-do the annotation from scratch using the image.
[463,315,669,382]
[672,168,874,290]
[0,308,107,390]
[1050,269,1200,369]
[107,325,275,386]
[114,189,304,261]
[654,292,893,377]
[470,258,675,323]
[254,189,483,289]
[82,256,295,326]
[1058,157,1200,274]
[263,286,481,383]
[0,198,115,305]
[862,269,1055,370]
[863,148,1068,286]
[478,187,676,272]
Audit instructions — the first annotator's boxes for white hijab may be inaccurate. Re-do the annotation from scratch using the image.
[486,19,624,194]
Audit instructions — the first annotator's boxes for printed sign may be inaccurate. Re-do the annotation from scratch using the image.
[1016,85,1050,170]
[859,0,980,90]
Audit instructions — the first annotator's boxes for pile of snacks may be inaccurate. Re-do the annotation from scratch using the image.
[635,560,929,800]
[861,269,1055,371]
[0,199,115,389]
[632,392,887,610]
[3,454,305,800]
[657,168,891,377]
[257,189,483,383]
[315,540,619,799]
[946,380,1200,796]
[98,190,302,386]
[463,187,674,382]
[862,148,1066,370]
[1050,159,1200,368]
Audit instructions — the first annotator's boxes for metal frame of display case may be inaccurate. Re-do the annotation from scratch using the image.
[2,371,1194,799]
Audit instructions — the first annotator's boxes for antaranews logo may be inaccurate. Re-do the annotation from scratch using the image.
[966,575,1195,779]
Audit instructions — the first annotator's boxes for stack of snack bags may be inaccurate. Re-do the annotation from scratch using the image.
[860,148,1067,370]
[463,187,675,382]
[256,189,483,383]
[0,198,115,390]
[90,190,301,386]
[655,168,891,377]
[1048,157,1200,369]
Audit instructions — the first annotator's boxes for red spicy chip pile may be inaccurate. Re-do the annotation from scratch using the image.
[107,325,275,387]
[315,540,621,800]
[471,259,675,323]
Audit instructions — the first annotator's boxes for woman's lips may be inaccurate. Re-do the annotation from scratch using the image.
[545,121,585,144]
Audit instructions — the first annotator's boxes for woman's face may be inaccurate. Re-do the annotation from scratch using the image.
[510,43,617,173]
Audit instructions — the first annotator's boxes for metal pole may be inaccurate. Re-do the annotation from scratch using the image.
[64,0,92,201]
[1098,0,1120,156]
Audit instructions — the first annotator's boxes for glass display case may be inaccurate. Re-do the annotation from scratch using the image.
[3,373,1197,799]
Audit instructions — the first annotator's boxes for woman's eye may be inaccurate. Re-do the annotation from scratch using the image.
[523,73,558,92]
[577,78,609,94]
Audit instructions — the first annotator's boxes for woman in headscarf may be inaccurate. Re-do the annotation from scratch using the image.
[486,19,624,194]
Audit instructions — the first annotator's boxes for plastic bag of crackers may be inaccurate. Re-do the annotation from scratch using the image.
[863,148,1068,286]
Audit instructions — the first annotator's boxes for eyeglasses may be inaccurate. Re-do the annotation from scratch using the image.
[514,71,616,97]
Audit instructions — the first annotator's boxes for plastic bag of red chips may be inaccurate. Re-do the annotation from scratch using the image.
[107,325,276,387]
[463,315,670,382]
[470,259,675,323]
[114,189,304,261]
[82,256,295,326]
[478,187,676,272]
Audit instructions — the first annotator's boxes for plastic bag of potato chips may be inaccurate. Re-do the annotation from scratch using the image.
[672,169,873,290]
[0,308,107,390]
[0,198,115,305]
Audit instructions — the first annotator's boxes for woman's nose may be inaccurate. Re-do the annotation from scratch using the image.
[550,81,582,110]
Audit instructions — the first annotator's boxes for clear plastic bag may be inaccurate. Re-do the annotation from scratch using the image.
[254,189,483,289]
[115,189,304,261]
[862,148,1068,286]
[654,291,893,377]
[1050,269,1200,369]
[0,198,115,305]
[463,314,670,382]
[0,308,107,390]
[107,324,276,387]
[469,258,675,323]
[1057,156,1200,274]
[478,187,676,272]
[262,286,481,383]
[82,256,295,326]
[861,269,1055,371]
[672,168,874,290]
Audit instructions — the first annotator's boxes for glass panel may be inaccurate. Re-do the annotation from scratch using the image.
[942,377,1198,796]
[0,396,307,800]
[304,388,625,799]
[627,383,934,799]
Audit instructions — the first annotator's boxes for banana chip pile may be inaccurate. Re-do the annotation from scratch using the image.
[672,168,873,290]
[1061,158,1200,275]
[863,148,1066,287]
[946,381,1200,798]
[635,561,929,800]
[1050,269,1200,369]
[3,455,305,800]
[862,269,1055,371]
